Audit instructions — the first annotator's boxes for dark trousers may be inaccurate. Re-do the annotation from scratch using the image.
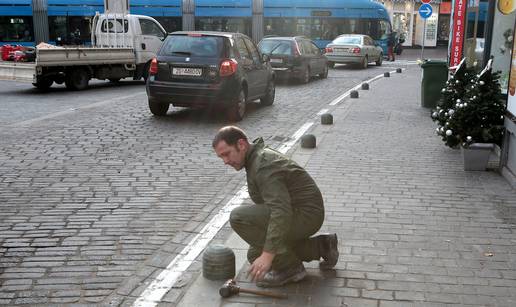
[388,46,395,61]
[229,204,323,270]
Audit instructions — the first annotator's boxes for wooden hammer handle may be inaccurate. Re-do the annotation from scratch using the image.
[239,288,288,299]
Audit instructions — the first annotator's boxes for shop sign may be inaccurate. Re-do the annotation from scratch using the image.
[449,0,467,67]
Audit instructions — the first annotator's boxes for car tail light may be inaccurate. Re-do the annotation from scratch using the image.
[351,47,361,54]
[219,59,238,77]
[188,33,203,37]
[325,47,333,53]
[149,58,158,75]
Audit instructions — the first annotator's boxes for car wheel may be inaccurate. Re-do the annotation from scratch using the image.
[260,79,275,106]
[148,99,169,116]
[227,88,246,121]
[65,69,89,90]
[361,56,368,69]
[328,61,335,68]
[320,65,328,78]
[376,54,383,66]
[33,77,53,90]
[300,67,310,84]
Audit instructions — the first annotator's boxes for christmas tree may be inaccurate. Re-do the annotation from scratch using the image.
[432,59,506,148]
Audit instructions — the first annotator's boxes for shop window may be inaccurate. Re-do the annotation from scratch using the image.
[0,16,33,42]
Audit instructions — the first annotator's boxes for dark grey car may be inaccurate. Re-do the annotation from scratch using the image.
[146,31,275,121]
[258,36,328,84]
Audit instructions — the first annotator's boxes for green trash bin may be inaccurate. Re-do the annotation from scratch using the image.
[421,60,448,108]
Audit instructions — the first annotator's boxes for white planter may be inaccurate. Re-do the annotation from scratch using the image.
[461,143,495,171]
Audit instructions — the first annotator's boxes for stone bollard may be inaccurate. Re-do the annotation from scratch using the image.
[361,83,369,90]
[384,72,390,77]
[350,90,359,98]
[203,245,235,280]
[321,113,333,125]
[301,134,316,148]
[396,68,402,73]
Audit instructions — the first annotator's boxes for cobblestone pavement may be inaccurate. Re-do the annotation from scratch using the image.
[199,63,516,307]
[0,62,399,305]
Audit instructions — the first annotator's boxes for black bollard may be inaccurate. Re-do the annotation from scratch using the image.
[384,72,390,77]
[350,90,359,98]
[361,83,369,90]
[301,134,316,148]
[396,68,402,73]
[203,245,235,281]
[321,113,333,125]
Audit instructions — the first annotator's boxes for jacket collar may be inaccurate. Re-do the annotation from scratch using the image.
[245,137,264,169]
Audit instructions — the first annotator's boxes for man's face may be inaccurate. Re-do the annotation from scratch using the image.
[214,139,247,171]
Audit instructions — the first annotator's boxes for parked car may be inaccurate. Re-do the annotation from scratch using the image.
[146,31,275,121]
[258,36,328,83]
[325,34,383,69]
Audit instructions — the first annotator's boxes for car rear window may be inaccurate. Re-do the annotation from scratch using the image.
[332,37,362,45]
[160,34,223,57]
[259,40,292,56]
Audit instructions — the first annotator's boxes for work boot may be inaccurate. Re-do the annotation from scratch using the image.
[256,263,306,288]
[318,233,339,269]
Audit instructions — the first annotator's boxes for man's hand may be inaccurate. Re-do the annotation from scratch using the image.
[247,251,275,282]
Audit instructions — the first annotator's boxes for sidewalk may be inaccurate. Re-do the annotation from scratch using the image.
[176,64,516,307]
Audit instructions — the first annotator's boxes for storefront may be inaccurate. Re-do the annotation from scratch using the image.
[380,0,446,48]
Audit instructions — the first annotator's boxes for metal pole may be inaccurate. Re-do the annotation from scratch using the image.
[421,18,426,60]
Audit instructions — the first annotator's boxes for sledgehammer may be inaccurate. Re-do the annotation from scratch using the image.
[219,279,288,299]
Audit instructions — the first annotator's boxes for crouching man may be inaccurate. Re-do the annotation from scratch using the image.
[212,126,339,287]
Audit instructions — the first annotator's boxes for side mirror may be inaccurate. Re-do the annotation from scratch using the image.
[261,53,270,62]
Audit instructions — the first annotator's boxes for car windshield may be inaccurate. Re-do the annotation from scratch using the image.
[259,40,292,55]
[160,35,223,57]
[332,36,362,45]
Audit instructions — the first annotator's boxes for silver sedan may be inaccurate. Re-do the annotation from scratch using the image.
[325,34,383,69]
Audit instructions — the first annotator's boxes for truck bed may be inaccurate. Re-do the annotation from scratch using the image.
[36,47,136,66]
[0,47,137,83]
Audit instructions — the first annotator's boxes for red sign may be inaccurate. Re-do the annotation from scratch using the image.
[421,0,432,3]
[450,0,467,67]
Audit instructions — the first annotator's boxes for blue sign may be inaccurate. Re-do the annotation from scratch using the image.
[418,4,433,19]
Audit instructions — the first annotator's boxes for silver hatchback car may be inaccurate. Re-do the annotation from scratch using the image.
[325,34,383,69]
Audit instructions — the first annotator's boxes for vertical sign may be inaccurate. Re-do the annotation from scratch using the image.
[507,19,516,116]
[450,0,467,66]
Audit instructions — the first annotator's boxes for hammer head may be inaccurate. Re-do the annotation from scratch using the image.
[219,279,238,298]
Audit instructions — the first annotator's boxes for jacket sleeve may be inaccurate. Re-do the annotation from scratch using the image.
[256,167,292,255]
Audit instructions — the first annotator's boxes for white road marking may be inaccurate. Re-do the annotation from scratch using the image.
[132,123,314,307]
[328,71,394,106]
[317,108,329,116]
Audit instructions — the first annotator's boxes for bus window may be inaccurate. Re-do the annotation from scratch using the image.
[49,16,92,44]
[195,17,251,37]
[0,16,33,42]
[153,17,182,33]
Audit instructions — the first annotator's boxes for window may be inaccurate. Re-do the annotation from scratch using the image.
[235,37,251,60]
[195,17,252,37]
[49,16,92,44]
[153,17,182,33]
[101,18,128,33]
[139,19,165,38]
[301,40,315,55]
[160,35,222,57]
[0,16,33,42]
[310,42,321,54]
[258,40,292,55]
[243,37,260,64]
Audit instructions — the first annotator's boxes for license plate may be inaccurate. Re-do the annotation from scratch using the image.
[172,67,202,76]
[270,58,283,63]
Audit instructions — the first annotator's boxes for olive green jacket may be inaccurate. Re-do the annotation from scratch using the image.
[244,138,324,254]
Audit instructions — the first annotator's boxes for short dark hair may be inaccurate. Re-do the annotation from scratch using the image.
[212,126,248,148]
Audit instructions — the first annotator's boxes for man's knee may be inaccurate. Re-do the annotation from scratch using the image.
[229,206,251,231]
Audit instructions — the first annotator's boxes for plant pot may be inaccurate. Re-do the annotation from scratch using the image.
[461,143,495,171]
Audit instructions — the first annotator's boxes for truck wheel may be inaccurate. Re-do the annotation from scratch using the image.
[148,99,169,116]
[65,69,89,90]
[226,88,246,121]
[33,78,53,90]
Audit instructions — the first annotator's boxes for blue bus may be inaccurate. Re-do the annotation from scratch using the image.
[1,0,391,53]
